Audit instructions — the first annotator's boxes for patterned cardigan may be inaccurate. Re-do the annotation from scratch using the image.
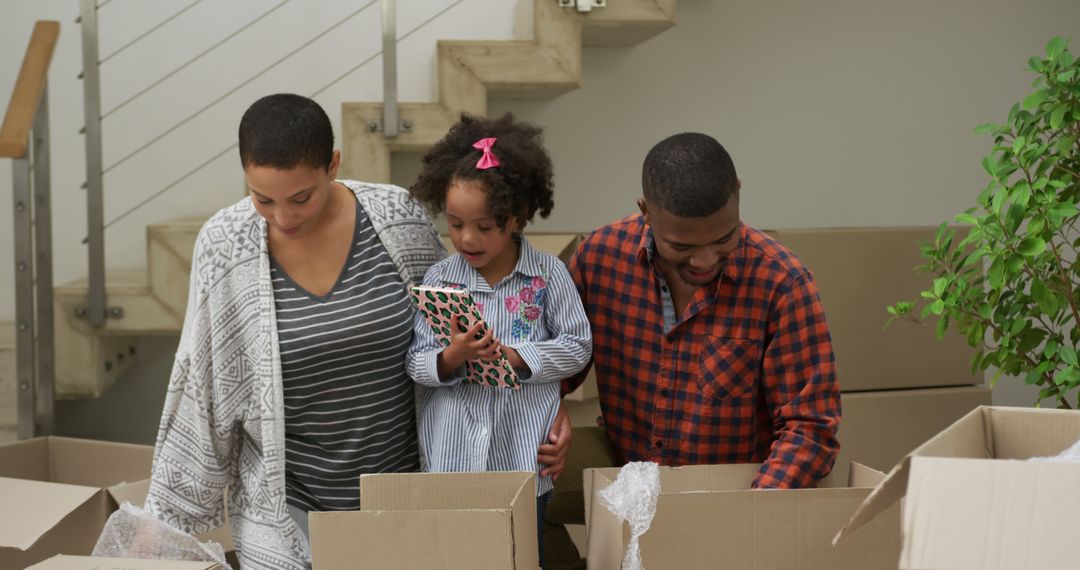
[143,181,446,569]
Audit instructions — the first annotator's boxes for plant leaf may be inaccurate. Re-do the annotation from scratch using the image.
[1023,90,1048,110]
[1061,345,1078,367]
[1013,135,1027,155]
[1050,105,1068,130]
[1046,36,1068,60]
[1030,279,1058,315]
[1018,237,1046,256]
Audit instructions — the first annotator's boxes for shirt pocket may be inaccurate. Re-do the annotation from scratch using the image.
[696,336,761,400]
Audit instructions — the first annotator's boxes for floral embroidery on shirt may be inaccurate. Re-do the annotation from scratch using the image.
[506,273,547,342]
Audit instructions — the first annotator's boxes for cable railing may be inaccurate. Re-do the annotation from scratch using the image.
[1,21,60,439]
[76,0,463,328]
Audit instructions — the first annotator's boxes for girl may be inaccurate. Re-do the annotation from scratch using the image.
[405,113,592,567]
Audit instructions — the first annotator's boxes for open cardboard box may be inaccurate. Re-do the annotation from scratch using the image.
[835,385,992,484]
[0,437,154,569]
[28,554,221,569]
[309,470,538,569]
[584,462,901,569]
[835,405,1080,569]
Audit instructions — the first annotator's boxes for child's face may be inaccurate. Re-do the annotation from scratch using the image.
[245,151,340,240]
[445,178,520,272]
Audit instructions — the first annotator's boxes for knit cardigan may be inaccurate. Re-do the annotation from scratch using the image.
[143,181,446,569]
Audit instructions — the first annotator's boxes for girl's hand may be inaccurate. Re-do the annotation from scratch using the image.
[502,346,527,369]
[439,320,503,379]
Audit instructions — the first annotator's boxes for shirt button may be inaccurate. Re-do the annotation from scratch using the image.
[655,440,663,449]
[660,285,669,293]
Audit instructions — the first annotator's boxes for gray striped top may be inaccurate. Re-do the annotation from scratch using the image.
[271,198,420,512]
[405,236,592,496]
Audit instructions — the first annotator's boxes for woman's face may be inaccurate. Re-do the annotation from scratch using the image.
[244,150,341,240]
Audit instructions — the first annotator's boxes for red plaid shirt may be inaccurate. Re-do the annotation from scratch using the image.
[565,215,840,488]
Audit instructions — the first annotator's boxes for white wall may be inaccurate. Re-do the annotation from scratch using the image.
[0,0,528,322]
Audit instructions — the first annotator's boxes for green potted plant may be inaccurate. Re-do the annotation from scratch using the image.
[889,36,1080,409]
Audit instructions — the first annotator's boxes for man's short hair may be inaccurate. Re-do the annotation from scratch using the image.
[238,93,334,170]
[642,132,738,217]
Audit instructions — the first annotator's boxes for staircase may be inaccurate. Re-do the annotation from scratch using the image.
[44,0,677,399]
[341,0,676,181]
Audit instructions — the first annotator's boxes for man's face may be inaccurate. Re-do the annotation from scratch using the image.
[640,192,741,287]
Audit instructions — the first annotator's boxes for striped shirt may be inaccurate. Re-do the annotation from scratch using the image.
[271,198,420,512]
[406,236,591,497]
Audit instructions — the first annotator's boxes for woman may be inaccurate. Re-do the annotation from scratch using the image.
[142,94,571,569]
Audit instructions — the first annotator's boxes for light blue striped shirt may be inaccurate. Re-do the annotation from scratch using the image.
[405,236,592,496]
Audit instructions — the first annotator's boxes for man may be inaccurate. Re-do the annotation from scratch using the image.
[545,132,841,568]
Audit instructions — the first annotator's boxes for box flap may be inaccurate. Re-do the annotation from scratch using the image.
[901,456,1080,569]
[27,555,220,569]
[583,469,623,570]
[49,437,154,488]
[108,478,151,507]
[983,406,1080,459]
[359,471,532,511]
[0,477,100,551]
[310,510,514,569]
[507,474,538,570]
[847,462,886,488]
[834,406,991,544]
[0,437,49,480]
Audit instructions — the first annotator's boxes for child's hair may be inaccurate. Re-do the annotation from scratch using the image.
[238,93,334,170]
[411,113,554,230]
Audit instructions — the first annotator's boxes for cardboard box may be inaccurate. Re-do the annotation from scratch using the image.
[441,232,582,265]
[836,385,992,484]
[768,227,978,391]
[584,462,901,569]
[309,471,538,569]
[28,554,221,569]
[0,437,154,569]
[837,405,1080,570]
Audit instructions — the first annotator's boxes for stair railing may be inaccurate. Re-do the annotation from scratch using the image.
[0,21,60,438]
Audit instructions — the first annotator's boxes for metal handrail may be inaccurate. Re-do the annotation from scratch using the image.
[101,0,378,176]
[381,0,399,138]
[99,0,292,120]
[98,0,206,66]
[92,0,464,233]
[2,20,59,439]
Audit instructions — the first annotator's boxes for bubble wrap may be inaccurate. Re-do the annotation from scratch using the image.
[92,502,232,569]
[1028,436,1080,463]
[597,461,660,570]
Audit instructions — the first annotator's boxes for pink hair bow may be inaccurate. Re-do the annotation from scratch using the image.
[473,137,500,170]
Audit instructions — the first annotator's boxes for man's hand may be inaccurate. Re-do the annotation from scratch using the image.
[538,403,573,480]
